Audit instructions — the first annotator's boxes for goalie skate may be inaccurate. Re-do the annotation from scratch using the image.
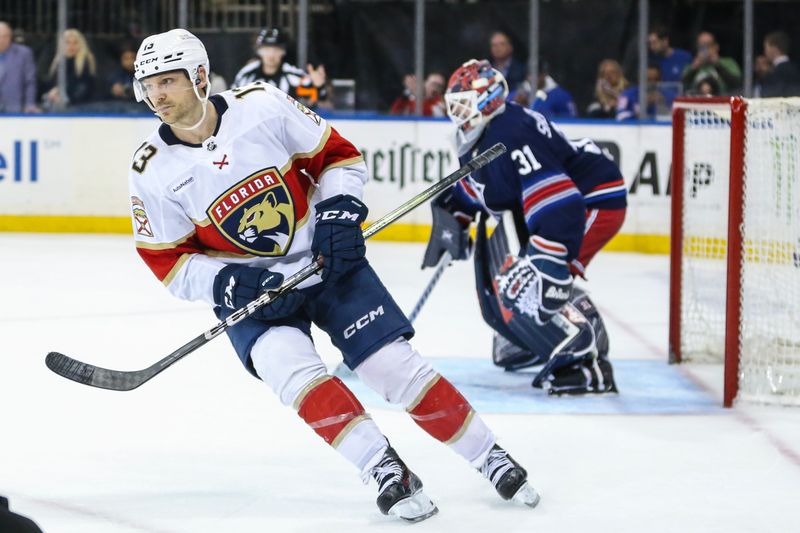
[369,447,438,523]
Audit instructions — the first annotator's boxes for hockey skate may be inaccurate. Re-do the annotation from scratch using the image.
[480,444,540,508]
[368,447,438,523]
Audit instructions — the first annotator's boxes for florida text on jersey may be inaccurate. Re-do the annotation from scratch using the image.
[128,83,365,304]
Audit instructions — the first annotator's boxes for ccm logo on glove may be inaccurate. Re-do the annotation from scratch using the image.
[317,209,363,222]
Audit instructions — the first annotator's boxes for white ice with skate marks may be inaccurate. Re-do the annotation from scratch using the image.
[1,235,800,532]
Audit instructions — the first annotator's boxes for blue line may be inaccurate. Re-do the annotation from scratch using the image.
[14,140,21,182]
[30,141,38,182]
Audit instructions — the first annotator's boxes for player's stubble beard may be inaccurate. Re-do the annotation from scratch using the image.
[159,92,204,129]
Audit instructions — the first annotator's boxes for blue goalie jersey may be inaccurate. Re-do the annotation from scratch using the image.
[454,103,626,261]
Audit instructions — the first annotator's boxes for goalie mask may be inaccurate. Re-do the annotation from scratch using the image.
[133,29,211,130]
[445,59,508,152]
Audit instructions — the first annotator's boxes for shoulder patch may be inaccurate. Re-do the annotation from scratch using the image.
[131,196,154,237]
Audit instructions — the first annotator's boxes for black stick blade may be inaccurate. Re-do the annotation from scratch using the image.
[45,352,150,391]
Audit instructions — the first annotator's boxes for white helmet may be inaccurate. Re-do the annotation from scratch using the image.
[133,29,210,113]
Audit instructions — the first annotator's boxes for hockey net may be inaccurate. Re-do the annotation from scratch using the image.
[670,97,800,407]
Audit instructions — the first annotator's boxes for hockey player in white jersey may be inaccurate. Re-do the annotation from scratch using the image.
[128,29,539,522]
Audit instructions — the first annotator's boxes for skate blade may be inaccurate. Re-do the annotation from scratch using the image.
[388,492,439,523]
[512,481,541,508]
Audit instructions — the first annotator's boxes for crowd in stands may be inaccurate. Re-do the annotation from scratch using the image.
[389,25,800,121]
[1,19,799,118]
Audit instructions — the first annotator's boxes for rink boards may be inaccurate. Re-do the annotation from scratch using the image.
[0,114,672,253]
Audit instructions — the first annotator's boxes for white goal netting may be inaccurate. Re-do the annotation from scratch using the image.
[677,98,800,405]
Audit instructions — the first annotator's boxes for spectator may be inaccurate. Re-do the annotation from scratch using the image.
[389,72,446,116]
[648,24,692,83]
[761,31,800,97]
[489,30,526,94]
[682,31,742,95]
[389,73,417,114]
[586,59,628,118]
[695,76,721,96]
[0,21,39,113]
[616,64,667,120]
[44,28,96,108]
[232,28,327,109]
[107,44,136,100]
[753,54,772,97]
[529,63,577,120]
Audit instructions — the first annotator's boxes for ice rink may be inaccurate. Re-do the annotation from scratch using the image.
[2,234,799,533]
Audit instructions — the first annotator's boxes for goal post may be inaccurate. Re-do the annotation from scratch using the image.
[670,96,800,407]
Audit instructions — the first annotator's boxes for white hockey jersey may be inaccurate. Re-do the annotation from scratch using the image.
[128,83,366,304]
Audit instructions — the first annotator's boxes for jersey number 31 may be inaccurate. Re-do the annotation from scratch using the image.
[510,145,542,175]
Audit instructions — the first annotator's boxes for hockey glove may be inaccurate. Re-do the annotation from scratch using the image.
[495,235,573,326]
[421,191,473,269]
[311,194,369,284]
[213,264,305,322]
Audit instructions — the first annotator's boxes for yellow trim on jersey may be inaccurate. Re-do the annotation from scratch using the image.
[320,155,366,176]
[135,229,196,251]
[161,253,192,287]
[280,124,333,176]
[191,217,212,227]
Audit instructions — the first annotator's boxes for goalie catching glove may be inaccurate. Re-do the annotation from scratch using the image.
[495,235,573,326]
[311,194,369,284]
[421,190,473,269]
[213,264,305,322]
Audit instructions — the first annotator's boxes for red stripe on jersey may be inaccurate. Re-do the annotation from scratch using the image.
[459,180,480,199]
[297,377,366,445]
[522,180,577,213]
[590,179,625,192]
[294,126,362,184]
[529,235,568,256]
[408,377,472,442]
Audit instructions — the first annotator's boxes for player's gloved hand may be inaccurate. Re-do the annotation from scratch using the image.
[421,190,474,269]
[311,194,369,284]
[494,235,573,325]
[213,264,305,322]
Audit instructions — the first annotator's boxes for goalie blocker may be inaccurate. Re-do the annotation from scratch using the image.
[475,215,617,395]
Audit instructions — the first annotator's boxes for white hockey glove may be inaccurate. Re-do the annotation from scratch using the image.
[495,235,573,326]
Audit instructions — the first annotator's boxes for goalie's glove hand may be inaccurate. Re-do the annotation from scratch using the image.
[421,190,474,269]
[495,235,573,326]
[311,194,369,284]
[213,264,305,322]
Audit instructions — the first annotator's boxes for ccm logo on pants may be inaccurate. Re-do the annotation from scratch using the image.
[343,306,385,339]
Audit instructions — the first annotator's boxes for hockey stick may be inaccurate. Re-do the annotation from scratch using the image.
[45,142,507,391]
[408,251,451,324]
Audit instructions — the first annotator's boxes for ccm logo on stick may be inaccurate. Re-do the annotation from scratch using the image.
[343,306,385,339]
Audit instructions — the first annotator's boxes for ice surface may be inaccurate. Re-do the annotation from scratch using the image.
[1,234,798,533]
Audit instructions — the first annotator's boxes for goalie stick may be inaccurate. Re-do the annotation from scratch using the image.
[45,143,507,391]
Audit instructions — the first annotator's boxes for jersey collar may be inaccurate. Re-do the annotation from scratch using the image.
[158,94,229,147]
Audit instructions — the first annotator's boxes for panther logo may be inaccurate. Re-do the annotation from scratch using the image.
[207,168,297,256]
[237,190,294,253]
